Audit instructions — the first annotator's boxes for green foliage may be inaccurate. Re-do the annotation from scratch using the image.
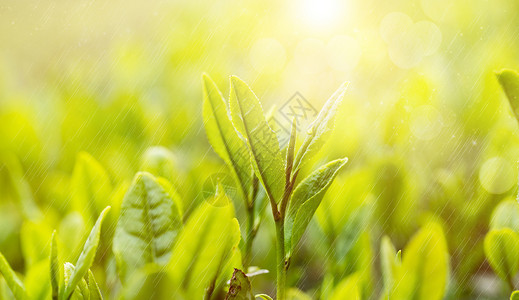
[383,223,449,300]
[484,228,519,287]
[496,69,519,122]
[285,158,348,258]
[0,252,28,299]
[113,172,182,283]
[229,76,285,203]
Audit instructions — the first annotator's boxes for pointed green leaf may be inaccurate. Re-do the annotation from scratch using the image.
[50,231,60,300]
[113,172,182,283]
[203,75,253,202]
[229,76,285,203]
[484,228,519,284]
[496,69,519,122]
[168,189,242,299]
[62,263,88,300]
[225,268,254,300]
[71,152,112,224]
[86,271,102,300]
[285,158,348,257]
[380,236,398,294]
[63,206,111,300]
[392,222,449,300]
[0,252,28,300]
[293,83,348,172]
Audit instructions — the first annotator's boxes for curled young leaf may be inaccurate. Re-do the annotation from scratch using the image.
[113,172,182,283]
[229,76,285,203]
[225,268,254,300]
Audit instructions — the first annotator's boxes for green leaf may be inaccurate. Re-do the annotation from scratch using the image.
[62,263,87,300]
[24,260,50,300]
[63,206,111,300]
[86,270,102,300]
[168,187,242,299]
[50,231,60,300]
[0,252,28,300]
[511,290,519,300]
[285,158,348,257]
[490,199,519,232]
[380,236,398,294]
[71,152,113,224]
[229,76,285,203]
[225,268,253,300]
[255,294,273,300]
[122,265,173,300]
[484,228,519,284]
[292,83,348,172]
[329,273,361,300]
[113,172,182,283]
[496,69,519,122]
[203,75,253,203]
[21,221,53,267]
[392,222,449,300]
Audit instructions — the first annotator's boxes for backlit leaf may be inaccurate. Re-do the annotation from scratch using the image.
[285,158,348,257]
[229,76,285,203]
[0,252,28,300]
[496,69,519,122]
[113,172,182,283]
[484,228,519,284]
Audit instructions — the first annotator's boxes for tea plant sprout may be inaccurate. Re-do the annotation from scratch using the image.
[204,74,348,299]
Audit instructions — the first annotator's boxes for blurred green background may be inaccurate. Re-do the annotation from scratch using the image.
[2,0,519,298]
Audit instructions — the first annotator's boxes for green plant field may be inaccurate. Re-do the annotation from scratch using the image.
[2,0,519,299]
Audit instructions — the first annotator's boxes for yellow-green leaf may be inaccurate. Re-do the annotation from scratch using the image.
[496,69,519,122]
[168,188,242,299]
[113,172,182,283]
[484,228,519,284]
[0,252,28,300]
[203,75,253,203]
[285,158,348,257]
[229,76,285,203]
[63,206,111,300]
[293,83,348,172]
[329,273,361,300]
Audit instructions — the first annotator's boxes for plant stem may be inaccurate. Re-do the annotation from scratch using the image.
[243,203,255,269]
[275,219,286,300]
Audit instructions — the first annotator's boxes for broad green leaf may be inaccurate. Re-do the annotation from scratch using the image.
[24,260,50,300]
[511,290,519,300]
[50,231,60,300]
[71,152,113,224]
[0,252,28,300]
[490,199,519,232]
[292,83,348,172]
[484,228,519,284]
[20,221,53,267]
[225,268,253,300]
[168,187,242,299]
[113,172,182,283]
[496,69,519,121]
[285,158,348,257]
[380,236,398,294]
[63,206,111,300]
[122,265,173,300]
[392,222,449,300]
[86,271,102,300]
[329,273,361,300]
[203,75,252,202]
[229,76,285,203]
